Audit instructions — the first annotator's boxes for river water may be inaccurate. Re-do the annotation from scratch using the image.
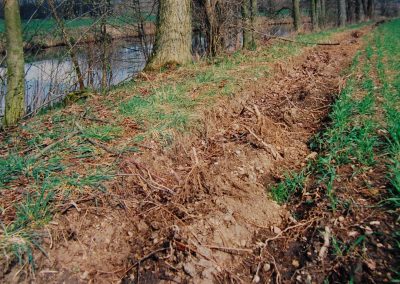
[0,38,151,118]
[0,24,288,119]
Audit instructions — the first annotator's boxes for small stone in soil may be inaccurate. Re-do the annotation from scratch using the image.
[183,263,197,277]
[263,263,271,272]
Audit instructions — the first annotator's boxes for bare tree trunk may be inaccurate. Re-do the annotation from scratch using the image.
[48,0,85,91]
[101,17,108,93]
[347,0,355,23]
[4,0,25,127]
[320,0,327,27]
[100,0,110,94]
[242,0,256,49]
[292,0,302,31]
[203,0,222,56]
[134,0,152,60]
[146,0,192,70]
[355,0,362,22]
[338,0,347,26]
[311,0,318,30]
[251,0,257,47]
[366,0,374,19]
[242,0,251,49]
[361,0,368,17]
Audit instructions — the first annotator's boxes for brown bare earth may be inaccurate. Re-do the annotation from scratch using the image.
[3,28,371,283]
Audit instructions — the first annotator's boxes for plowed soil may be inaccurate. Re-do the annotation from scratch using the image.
[4,27,371,283]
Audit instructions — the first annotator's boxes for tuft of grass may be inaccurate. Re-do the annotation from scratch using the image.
[270,170,307,204]
[66,171,113,192]
[0,155,28,186]
[14,186,55,230]
[81,124,122,142]
[119,84,196,138]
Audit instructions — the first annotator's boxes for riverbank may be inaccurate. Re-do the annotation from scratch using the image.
[0,18,156,53]
[2,20,398,283]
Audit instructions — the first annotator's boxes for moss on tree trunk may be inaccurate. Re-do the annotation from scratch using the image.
[4,0,25,127]
[242,0,257,50]
[146,0,192,70]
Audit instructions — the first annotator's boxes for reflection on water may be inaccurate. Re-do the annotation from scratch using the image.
[0,25,291,119]
[0,38,149,117]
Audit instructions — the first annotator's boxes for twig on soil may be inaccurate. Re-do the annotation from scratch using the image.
[120,247,169,277]
[265,250,282,284]
[318,226,331,261]
[242,125,282,160]
[253,104,263,126]
[59,196,96,214]
[252,262,262,283]
[205,245,253,254]
[33,130,80,160]
[75,122,120,155]
[264,218,317,244]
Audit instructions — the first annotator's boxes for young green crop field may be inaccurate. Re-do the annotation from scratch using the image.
[270,19,400,281]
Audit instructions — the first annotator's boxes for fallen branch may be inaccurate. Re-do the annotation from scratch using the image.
[75,122,120,155]
[243,26,340,46]
[205,245,253,254]
[118,247,169,277]
[33,130,80,160]
[242,125,283,160]
[264,218,317,244]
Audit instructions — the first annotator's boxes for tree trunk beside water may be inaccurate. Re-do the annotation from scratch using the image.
[319,0,327,27]
[48,0,85,91]
[242,0,257,50]
[146,0,192,70]
[311,0,318,30]
[292,0,302,31]
[4,0,25,127]
[339,0,347,26]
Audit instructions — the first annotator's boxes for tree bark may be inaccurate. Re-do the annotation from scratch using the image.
[292,0,301,31]
[251,0,257,43]
[203,0,222,56]
[355,0,362,22]
[4,0,25,127]
[311,0,318,30]
[366,0,374,19]
[320,0,327,27]
[361,0,368,17]
[242,0,257,50]
[146,0,192,70]
[347,0,355,23]
[338,0,347,27]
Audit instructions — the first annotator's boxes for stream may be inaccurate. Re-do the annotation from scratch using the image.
[0,38,151,118]
[0,24,289,120]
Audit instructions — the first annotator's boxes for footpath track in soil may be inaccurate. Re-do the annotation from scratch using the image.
[4,27,371,283]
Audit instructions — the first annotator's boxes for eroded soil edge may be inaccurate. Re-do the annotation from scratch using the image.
[15,28,368,284]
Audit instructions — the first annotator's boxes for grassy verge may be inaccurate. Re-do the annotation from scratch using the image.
[268,19,400,281]
[0,23,369,270]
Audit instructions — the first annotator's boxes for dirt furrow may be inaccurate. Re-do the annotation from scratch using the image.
[17,28,369,284]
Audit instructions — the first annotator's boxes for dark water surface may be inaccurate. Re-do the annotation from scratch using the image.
[0,24,289,120]
[0,38,149,118]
